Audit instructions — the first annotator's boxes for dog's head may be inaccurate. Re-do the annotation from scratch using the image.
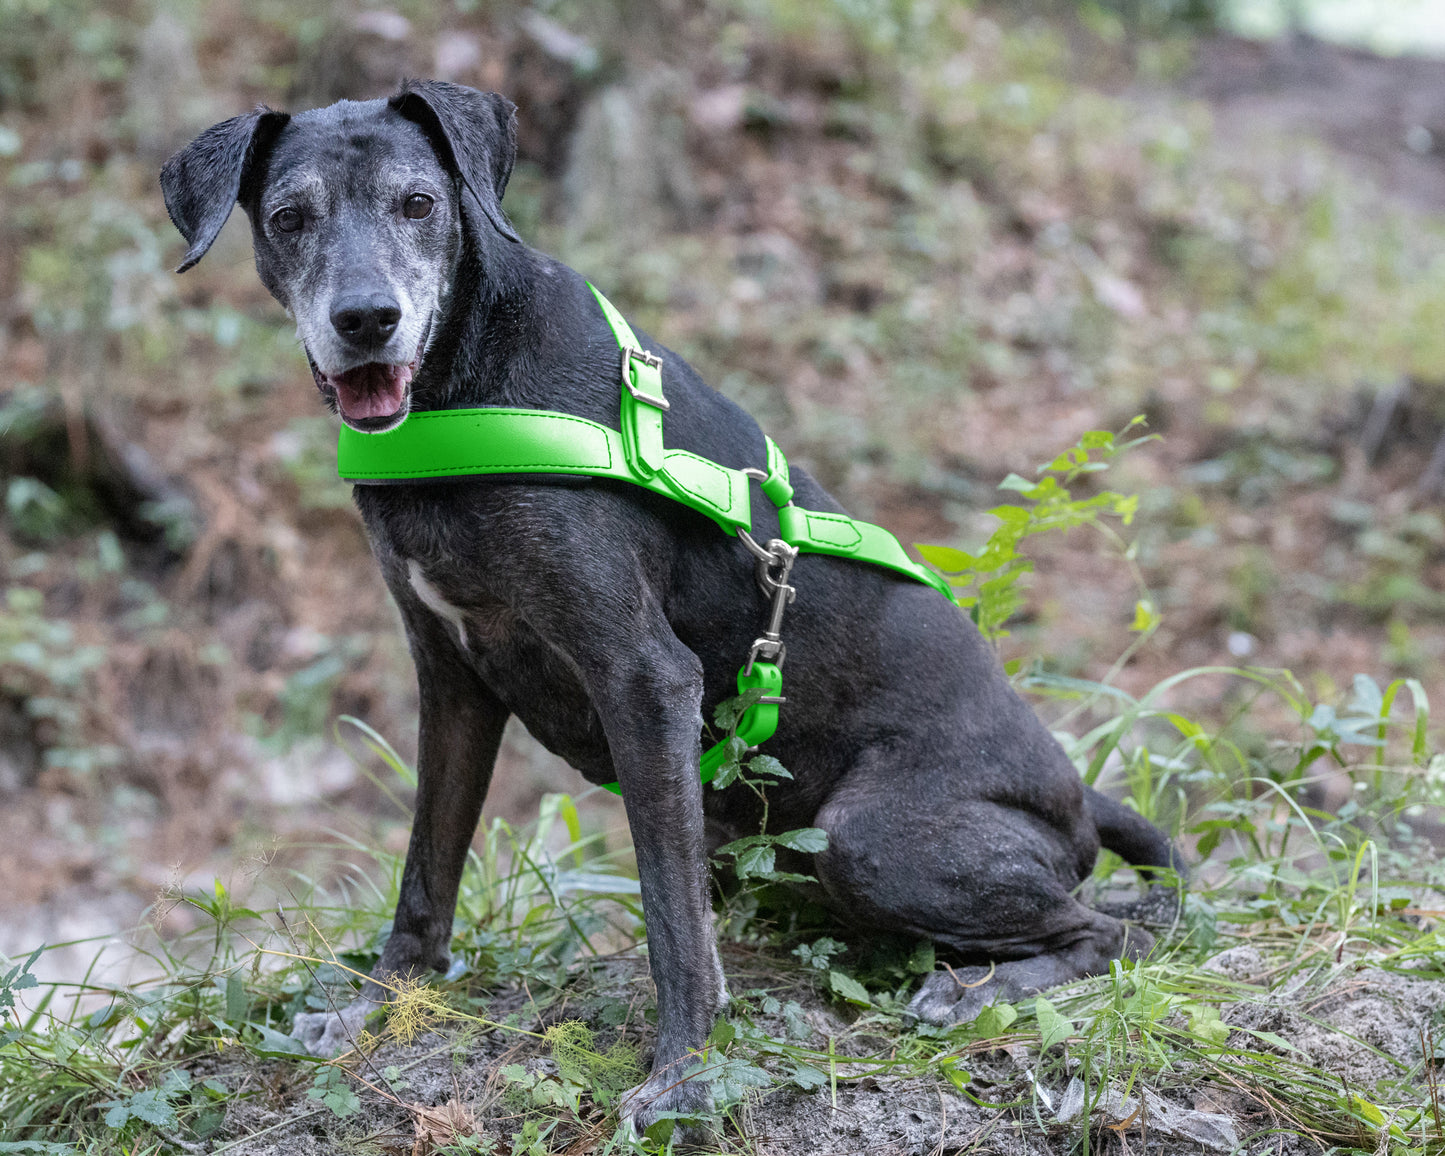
[160,81,518,432]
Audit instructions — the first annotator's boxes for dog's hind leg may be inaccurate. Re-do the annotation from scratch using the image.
[293,594,509,1056]
[813,779,1153,1026]
[1085,786,1188,926]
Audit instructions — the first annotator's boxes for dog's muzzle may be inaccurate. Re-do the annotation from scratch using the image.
[308,323,430,430]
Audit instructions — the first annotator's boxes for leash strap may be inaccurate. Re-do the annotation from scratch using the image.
[336,282,956,794]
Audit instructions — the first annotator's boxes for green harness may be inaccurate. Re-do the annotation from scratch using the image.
[338,283,951,794]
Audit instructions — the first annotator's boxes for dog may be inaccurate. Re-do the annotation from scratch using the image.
[161,80,1183,1132]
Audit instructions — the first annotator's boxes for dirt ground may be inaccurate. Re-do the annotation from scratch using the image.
[199,947,1443,1155]
[1191,34,1445,214]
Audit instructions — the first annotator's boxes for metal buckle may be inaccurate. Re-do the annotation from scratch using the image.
[735,527,775,564]
[621,346,669,410]
[743,538,797,674]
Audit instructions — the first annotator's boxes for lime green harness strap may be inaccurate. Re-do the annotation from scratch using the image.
[336,283,955,794]
[588,281,669,480]
[339,407,754,536]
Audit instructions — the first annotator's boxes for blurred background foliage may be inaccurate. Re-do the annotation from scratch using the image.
[1,0,1444,983]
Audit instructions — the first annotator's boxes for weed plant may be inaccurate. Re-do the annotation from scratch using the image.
[5,0,1445,977]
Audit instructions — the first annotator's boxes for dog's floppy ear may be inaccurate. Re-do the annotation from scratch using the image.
[390,79,521,244]
[160,106,290,273]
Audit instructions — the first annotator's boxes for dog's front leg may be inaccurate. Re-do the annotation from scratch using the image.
[575,634,726,1135]
[294,598,508,1055]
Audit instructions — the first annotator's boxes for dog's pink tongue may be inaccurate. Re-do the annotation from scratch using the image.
[332,363,411,420]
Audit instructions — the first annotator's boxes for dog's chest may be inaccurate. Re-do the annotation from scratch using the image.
[401,555,613,776]
[405,560,514,649]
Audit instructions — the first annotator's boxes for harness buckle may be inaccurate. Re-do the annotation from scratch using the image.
[743,538,797,675]
[745,636,786,674]
[621,346,669,410]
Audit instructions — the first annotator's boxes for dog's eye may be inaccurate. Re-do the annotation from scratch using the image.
[403,194,434,221]
[272,208,303,233]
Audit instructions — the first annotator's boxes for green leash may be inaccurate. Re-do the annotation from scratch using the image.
[337,283,952,795]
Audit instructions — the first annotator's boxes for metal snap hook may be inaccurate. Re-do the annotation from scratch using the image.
[743,538,797,674]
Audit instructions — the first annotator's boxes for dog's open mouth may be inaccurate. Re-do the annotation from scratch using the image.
[309,330,428,431]
[330,361,413,421]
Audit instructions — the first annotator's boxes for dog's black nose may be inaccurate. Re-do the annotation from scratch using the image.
[330,294,402,346]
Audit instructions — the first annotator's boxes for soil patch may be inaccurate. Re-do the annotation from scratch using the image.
[203,948,1441,1155]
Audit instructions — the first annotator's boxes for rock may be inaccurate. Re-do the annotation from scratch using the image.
[562,74,700,247]
[125,9,214,160]
[1054,1077,1239,1151]
[1200,943,1266,982]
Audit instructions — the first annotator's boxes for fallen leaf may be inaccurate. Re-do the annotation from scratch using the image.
[411,1098,479,1156]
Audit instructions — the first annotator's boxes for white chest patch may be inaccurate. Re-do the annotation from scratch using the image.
[407,560,469,649]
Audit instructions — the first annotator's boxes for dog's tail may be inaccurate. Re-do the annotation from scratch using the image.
[1085,786,1188,926]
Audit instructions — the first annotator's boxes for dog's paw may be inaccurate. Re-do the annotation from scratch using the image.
[292,997,378,1056]
[619,1069,716,1146]
[1097,885,1181,929]
[907,966,1001,1026]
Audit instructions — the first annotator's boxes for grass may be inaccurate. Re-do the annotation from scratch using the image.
[4,0,1445,957]
[1,451,1441,1153]
[0,662,1439,1154]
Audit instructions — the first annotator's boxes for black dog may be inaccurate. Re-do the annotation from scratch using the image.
[161,81,1181,1131]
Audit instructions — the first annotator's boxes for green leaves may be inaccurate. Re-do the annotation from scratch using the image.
[916,417,1154,643]
[726,838,778,880]
[1181,1001,1231,1046]
[707,1054,774,1104]
[0,948,40,1020]
[787,938,872,1008]
[970,1001,1018,1036]
[243,1020,311,1058]
[791,937,846,971]
[714,822,827,884]
[937,1056,970,1093]
[746,754,792,782]
[0,948,39,1050]
[712,687,766,734]
[713,827,827,883]
[5,476,68,542]
[1130,598,1160,633]
[915,543,975,572]
[774,827,828,853]
[223,974,247,1026]
[828,970,871,1006]
[906,940,936,975]
[500,1062,578,1111]
[1033,996,1071,1051]
[102,1069,192,1132]
[103,1088,174,1130]
[544,1019,641,1106]
[787,1062,829,1091]
[715,749,793,792]
[306,1064,361,1118]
